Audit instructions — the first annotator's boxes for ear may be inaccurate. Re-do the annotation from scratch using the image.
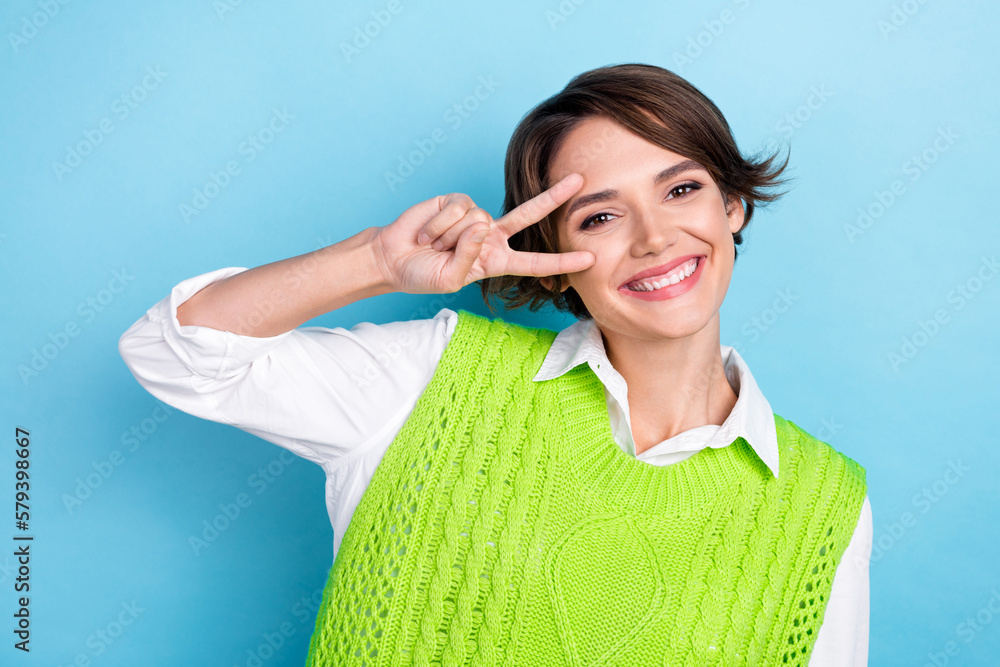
[726,195,746,235]
[540,275,569,293]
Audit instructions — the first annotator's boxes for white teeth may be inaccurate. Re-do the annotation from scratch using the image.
[626,258,699,292]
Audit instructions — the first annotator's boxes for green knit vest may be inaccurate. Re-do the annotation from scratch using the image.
[305,309,867,666]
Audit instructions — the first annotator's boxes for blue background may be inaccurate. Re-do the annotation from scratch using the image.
[2,1,998,665]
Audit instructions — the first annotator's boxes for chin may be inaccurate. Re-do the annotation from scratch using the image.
[635,307,713,336]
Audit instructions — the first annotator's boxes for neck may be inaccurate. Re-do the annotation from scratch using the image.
[600,312,738,455]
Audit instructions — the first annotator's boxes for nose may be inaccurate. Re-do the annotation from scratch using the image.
[629,204,679,258]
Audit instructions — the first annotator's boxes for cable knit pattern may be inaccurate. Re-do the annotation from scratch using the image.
[305,309,867,666]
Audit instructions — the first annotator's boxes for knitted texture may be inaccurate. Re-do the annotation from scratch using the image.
[305,309,867,666]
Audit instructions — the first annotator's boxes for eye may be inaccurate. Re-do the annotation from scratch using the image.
[667,181,701,199]
[577,181,702,231]
[579,211,615,231]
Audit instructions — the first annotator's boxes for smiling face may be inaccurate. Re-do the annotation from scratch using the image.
[542,115,745,343]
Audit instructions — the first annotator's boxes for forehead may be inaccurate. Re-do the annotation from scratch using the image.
[548,116,689,185]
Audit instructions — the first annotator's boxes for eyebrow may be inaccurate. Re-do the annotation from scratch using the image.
[561,159,708,221]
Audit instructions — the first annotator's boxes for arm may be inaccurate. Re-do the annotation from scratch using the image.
[808,496,873,666]
[120,179,592,465]
[118,262,458,466]
[175,225,393,337]
[175,173,595,339]
[118,226,408,464]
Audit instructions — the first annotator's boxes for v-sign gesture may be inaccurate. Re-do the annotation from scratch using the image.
[372,173,596,295]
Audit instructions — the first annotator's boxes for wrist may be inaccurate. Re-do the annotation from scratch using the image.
[362,225,398,294]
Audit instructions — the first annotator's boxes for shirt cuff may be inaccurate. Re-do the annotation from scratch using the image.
[149,266,296,380]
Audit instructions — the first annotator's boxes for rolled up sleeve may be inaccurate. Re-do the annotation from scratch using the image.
[117,266,457,469]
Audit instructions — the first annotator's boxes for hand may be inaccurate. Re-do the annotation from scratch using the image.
[371,173,595,295]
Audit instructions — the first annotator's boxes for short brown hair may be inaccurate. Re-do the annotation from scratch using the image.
[479,63,790,320]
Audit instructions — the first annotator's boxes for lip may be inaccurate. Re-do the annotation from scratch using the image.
[618,254,704,289]
[618,255,706,301]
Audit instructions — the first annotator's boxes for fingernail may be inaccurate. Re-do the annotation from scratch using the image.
[417,232,430,245]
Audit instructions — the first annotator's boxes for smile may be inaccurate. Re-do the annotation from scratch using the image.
[625,258,700,291]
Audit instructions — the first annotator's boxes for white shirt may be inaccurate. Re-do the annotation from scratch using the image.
[118,266,872,666]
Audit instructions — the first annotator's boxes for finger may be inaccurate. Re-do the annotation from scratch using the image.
[417,194,473,245]
[502,248,595,279]
[445,222,490,286]
[495,173,583,237]
[394,194,450,232]
[432,207,492,251]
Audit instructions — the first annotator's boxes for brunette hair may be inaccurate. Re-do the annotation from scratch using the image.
[479,62,790,320]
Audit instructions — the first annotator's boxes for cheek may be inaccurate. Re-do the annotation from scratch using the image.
[572,257,615,293]
[557,226,579,252]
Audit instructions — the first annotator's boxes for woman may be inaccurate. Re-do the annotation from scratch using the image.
[119,63,871,665]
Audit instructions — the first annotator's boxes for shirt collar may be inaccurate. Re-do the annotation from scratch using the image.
[532,317,780,478]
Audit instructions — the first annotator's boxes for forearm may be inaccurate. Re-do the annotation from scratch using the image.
[176,226,395,337]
